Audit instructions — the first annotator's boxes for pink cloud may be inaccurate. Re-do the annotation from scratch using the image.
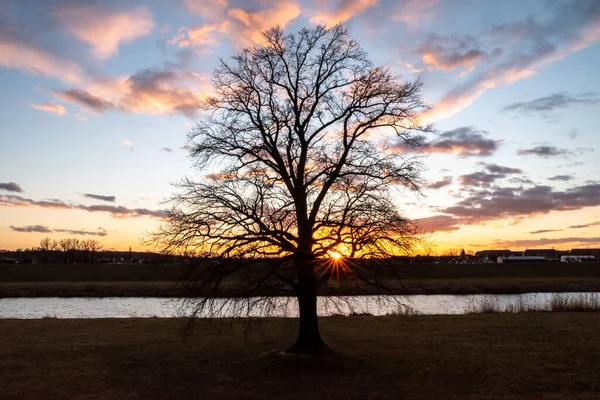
[31,102,67,116]
[56,4,154,59]
[309,0,377,26]
[393,0,438,27]
[0,39,82,83]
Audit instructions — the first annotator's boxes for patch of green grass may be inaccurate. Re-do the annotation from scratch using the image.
[1,315,599,399]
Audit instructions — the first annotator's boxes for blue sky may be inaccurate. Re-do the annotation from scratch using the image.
[1,0,600,253]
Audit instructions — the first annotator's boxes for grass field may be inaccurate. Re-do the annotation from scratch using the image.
[2,262,600,297]
[1,314,600,399]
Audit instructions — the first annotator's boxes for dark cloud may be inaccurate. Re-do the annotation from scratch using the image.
[53,227,108,237]
[9,225,108,237]
[0,194,165,218]
[568,222,600,229]
[503,92,599,116]
[425,176,453,189]
[548,175,574,181]
[529,229,561,234]
[0,182,24,192]
[54,89,115,113]
[387,126,499,158]
[517,146,570,157]
[415,215,461,233]
[441,184,600,223]
[480,163,522,174]
[416,34,488,72]
[82,193,116,202]
[10,225,52,233]
[458,172,504,187]
[494,237,600,248]
[428,127,499,157]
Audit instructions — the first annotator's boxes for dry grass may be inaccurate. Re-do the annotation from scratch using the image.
[467,293,600,313]
[1,315,600,399]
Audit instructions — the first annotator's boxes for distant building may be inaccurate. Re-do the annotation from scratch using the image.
[523,249,560,261]
[474,250,512,261]
[570,248,600,257]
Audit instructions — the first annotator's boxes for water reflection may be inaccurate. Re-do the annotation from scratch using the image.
[2,292,594,319]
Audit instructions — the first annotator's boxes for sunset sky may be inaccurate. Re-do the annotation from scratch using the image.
[1,0,600,254]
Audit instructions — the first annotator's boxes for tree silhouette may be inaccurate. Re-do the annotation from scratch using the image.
[154,25,430,353]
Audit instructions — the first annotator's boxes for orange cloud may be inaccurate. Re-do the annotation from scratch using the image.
[0,39,82,83]
[228,2,301,47]
[310,0,377,25]
[31,102,67,116]
[54,68,210,118]
[56,4,154,59]
[173,1,301,49]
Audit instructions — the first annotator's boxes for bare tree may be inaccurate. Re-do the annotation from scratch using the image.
[39,237,53,264]
[154,25,430,354]
[82,239,103,264]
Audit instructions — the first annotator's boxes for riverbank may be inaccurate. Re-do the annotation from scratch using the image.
[3,277,600,297]
[2,262,600,297]
[1,314,599,399]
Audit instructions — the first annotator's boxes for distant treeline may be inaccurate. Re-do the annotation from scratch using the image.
[0,237,187,265]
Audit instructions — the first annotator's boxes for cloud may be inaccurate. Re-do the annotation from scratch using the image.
[425,176,452,189]
[441,183,600,224]
[386,127,499,157]
[0,34,82,84]
[82,193,116,203]
[56,4,154,59]
[0,182,24,193]
[0,194,165,218]
[427,127,500,157]
[549,175,574,181]
[161,148,173,153]
[415,215,461,233]
[568,222,600,229]
[54,89,115,113]
[481,163,522,174]
[517,146,570,158]
[74,113,88,122]
[183,0,228,19]
[494,237,600,248]
[31,102,67,116]
[310,0,377,25]
[173,1,301,49]
[458,172,504,188]
[529,229,561,234]
[423,1,600,121]
[416,35,488,73]
[393,0,438,27]
[9,225,52,233]
[53,227,108,237]
[55,67,207,118]
[503,92,599,118]
[9,225,108,237]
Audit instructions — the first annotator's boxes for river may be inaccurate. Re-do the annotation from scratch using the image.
[2,292,597,319]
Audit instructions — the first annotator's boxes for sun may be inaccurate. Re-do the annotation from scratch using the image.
[328,251,343,260]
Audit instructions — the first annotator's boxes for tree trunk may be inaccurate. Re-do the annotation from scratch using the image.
[287,260,330,354]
